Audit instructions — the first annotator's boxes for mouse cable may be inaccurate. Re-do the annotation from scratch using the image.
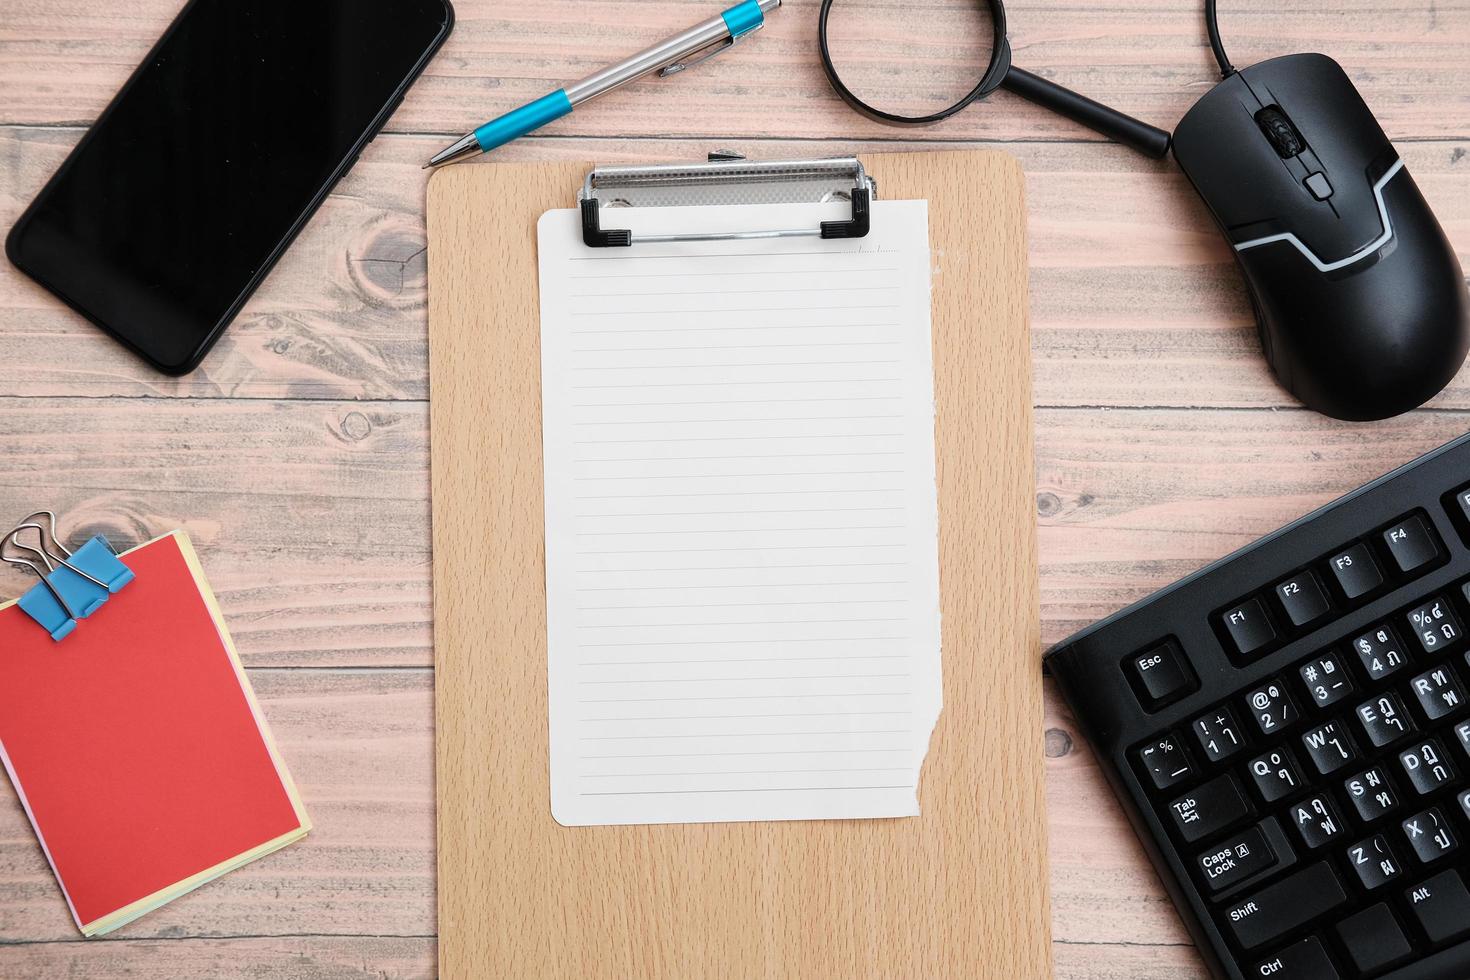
[1206,0,1235,77]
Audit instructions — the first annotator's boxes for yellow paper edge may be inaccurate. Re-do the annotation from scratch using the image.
[0,531,312,936]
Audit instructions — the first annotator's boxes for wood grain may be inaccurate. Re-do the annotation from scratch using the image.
[427,150,1049,979]
[1,0,1467,975]
[2,0,1467,142]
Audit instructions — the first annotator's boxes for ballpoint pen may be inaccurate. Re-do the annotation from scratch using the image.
[425,0,781,168]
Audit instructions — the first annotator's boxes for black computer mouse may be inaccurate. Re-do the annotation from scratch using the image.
[1172,53,1469,421]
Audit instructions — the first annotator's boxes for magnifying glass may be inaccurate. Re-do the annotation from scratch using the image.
[818,0,1173,159]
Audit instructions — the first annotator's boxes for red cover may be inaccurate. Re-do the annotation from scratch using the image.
[0,533,305,931]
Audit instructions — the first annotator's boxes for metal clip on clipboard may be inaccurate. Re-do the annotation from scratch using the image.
[2,511,134,641]
[579,154,874,248]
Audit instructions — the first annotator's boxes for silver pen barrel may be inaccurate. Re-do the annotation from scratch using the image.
[564,0,780,106]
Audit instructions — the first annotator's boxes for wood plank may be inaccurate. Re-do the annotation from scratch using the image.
[2,0,1467,142]
[0,398,431,667]
[0,936,436,979]
[0,670,435,943]
[1053,940,1207,980]
[2,130,1467,406]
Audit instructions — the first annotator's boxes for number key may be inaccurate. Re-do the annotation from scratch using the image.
[1409,597,1463,653]
[1354,624,1410,680]
[1136,734,1194,791]
[1245,679,1298,735]
[1299,652,1353,708]
[1193,707,1247,762]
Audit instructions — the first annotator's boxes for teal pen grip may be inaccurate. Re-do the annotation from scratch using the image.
[721,0,765,38]
[474,90,574,153]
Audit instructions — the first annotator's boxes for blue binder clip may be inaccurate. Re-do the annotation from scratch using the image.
[3,512,135,642]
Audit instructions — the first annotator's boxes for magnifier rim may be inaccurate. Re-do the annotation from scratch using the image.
[817,0,1012,126]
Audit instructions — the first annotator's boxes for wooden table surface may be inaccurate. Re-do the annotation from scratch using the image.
[0,0,1466,976]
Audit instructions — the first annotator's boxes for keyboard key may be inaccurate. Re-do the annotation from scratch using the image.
[1299,653,1353,708]
[1461,789,1470,823]
[1223,597,1277,658]
[1245,679,1298,735]
[1403,808,1457,863]
[1290,794,1346,850]
[1347,835,1403,889]
[1137,734,1193,791]
[1223,862,1346,950]
[1400,738,1456,795]
[1249,937,1340,980]
[1247,748,1302,803]
[1197,823,1278,894]
[1274,572,1331,629]
[1301,720,1357,775]
[1410,664,1466,720]
[1407,869,1470,945]
[1355,692,1414,747]
[1455,720,1470,760]
[1328,543,1382,600]
[1345,766,1398,821]
[1193,708,1247,763]
[1453,485,1470,532]
[1129,641,1195,707]
[1383,514,1441,574]
[1334,903,1411,974]
[1409,596,1464,653]
[1353,624,1410,680]
[1168,774,1251,843]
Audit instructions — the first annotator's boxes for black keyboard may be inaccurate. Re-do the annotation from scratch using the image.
[1046,433,1470,980]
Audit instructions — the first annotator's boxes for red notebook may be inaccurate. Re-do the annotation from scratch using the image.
[0,532,310,936]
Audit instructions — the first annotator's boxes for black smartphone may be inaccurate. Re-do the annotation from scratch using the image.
[6,0,454,374]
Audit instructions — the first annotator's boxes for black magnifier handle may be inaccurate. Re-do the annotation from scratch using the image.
[1001,65,1172,159]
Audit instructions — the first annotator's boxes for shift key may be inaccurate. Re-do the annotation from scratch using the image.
[1224,862,1347,950]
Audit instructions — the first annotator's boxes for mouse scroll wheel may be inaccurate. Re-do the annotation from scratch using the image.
[1255,106,1306,159]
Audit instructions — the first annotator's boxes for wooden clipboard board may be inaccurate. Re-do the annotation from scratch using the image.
[427,150,1050,979]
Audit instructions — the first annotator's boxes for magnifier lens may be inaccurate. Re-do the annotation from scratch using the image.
[820,0,999,121]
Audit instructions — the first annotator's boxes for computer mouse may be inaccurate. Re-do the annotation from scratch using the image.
[1172,53,1469,421]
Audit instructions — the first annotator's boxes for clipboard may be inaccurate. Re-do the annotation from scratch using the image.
[426,149,1050,979]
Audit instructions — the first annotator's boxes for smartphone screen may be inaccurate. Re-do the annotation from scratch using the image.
[6,0,453,373]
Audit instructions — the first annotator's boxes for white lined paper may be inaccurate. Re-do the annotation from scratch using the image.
[538,200,941,826]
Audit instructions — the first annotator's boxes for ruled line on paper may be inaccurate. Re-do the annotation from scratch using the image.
[539,199,940,826]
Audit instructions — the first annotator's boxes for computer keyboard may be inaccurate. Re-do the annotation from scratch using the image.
[1046,433,1470,980]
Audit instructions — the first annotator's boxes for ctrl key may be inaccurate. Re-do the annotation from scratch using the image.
[1223,862,1347,950]
[1250,937,1340,979]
